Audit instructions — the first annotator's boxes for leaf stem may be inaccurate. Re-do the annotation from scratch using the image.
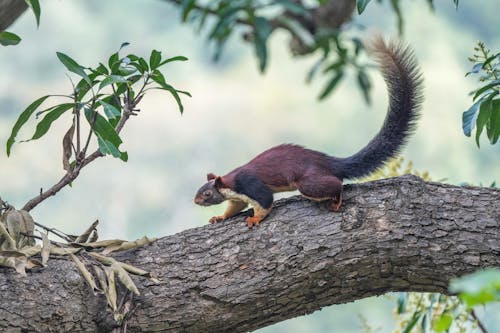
[470,309,488,333]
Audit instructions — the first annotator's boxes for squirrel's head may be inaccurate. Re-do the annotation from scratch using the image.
[194,173,226,206]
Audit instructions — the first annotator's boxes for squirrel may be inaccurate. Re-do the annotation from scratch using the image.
[194,37,423,228]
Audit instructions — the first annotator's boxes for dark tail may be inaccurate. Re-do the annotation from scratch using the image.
[334,37,423,180]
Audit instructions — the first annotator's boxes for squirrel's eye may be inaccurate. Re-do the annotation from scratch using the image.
[203,190,212,197]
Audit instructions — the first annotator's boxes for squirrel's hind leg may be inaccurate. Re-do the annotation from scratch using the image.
[296,173,343,211]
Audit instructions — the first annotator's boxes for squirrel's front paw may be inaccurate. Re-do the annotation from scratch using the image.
[209,215,225,224]
[246,216,263,228]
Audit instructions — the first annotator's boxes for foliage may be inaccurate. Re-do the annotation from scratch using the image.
[0,198,158,323]
[0,0,40,46]
[6,43,189,163]
[356,1,459,34]
[361,156,430,182]
[177,0,373,103]
[450,269,500,308]
[462,41,500,146]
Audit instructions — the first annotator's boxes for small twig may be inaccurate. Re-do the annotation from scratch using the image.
[33,221,73,242]
[20,232,68,247]
[470,309,488,333]
[74,92,81,155]
[22,91,136,212]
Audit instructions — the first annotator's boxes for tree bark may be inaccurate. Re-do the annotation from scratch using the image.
[0,0,28,31]
[0,175,499,332]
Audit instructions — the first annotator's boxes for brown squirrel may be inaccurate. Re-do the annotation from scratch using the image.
[194,37,423,228]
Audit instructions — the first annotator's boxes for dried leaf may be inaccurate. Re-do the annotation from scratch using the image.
[102,236,157,255]
[18,210,35,247]
[41,231,50,266]
[4,208,22,247]
[74,220,99,243]
[119,262,160,283]
[0,208,35,249]
[112,262,140,296]
[14,256,27,276]
[93,265,108,294]
[104,266,118,312]
[26,258,43,269]
[20,245,41,257]
[88,229,98,243]
[0,219,17,250]
[62,122,75,172]
[69,253,98,292]
[49,246,81,255]
[0,251,27,276]
[88,252,115,265]
[76,239,126,249]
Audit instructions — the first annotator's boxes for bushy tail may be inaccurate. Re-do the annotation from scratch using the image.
[334,37,424,180]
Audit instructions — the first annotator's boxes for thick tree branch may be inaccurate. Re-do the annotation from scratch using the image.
[1,175,499,332]
[0,0,28,31]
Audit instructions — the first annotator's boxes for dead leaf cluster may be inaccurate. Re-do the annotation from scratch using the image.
[0,198,159,323]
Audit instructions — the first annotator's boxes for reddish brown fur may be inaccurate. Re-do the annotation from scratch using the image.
[220,144,343,203]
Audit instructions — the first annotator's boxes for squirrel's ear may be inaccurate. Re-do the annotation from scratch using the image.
[214,176,225,188]
[207,173,217,181]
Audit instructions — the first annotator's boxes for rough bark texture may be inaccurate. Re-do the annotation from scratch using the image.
[0,0,28,31]
[0,175,499,332]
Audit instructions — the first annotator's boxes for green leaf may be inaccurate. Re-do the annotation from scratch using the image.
[119,42,130,51]
[158,56,188,67]
[487,98,500,144]
[56,52,91,85]
[473,79,500,101]
[254,17,272,73]
[84,107,127,161]
[449,268,500,308]
[29,103,74,140]
[0,31,21,46]
[402,312,422,333]
[92,63,109,76]
[24,0,41,27]
[99,75,129,90]
[151,70,188,114]
[273,0,309,15]
[462,100,481,137]
[108,52,119,71]
[474,99,491,147]
[466,63,483,76]
[98,100,121,128]
[149,50,162,70]
[181,0,197,21]
[138,58,149,73]
[7,95,50,156]
[97,137,128,161]
[319,71,344,100]
[357,69,372,104]
[433,313,453,332]
[482,52,499,69]
[397,292,407,314]
[356,0,372,14]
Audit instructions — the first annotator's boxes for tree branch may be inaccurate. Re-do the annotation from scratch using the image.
[0,0,28,31]
[21,109,132,212]
[2,176,499,332]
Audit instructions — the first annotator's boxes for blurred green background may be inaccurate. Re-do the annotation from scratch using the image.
[0,1,498,332]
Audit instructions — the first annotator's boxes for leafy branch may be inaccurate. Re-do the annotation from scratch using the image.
[462,41,500,146]
[6,43,190,212]
[0,0,40,46]
[168,0,373,102]
[163,0,461,103]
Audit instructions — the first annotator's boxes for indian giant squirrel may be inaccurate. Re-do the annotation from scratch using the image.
[194,37,423,228]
